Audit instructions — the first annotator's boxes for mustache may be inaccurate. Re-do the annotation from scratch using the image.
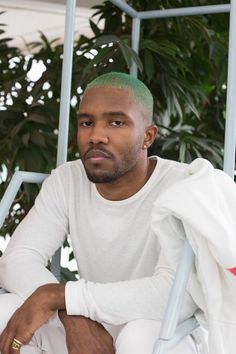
[84,147,114,159]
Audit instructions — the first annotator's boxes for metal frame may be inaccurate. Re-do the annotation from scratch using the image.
[51,0,76,278]
[0,1,235,352]
[108,3,234,351]
[0,0,76,280]
[110,0,235,178]
[0,171,48,228]
[152,242,199,354]
[223,0,236,177]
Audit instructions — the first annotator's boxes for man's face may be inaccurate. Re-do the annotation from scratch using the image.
[77,86,148,184]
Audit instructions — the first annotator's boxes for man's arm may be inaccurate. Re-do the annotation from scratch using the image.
[1,217,197,346]
[58,311,115,354]
[0,165,115,354]
[0,168,69,299]
[62,220,198,327]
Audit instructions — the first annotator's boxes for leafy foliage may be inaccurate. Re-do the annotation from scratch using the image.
[0,1,230,268]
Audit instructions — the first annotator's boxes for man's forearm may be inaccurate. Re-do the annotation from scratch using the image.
[58,310,91,330]
[58,310,115,354]
[37,283,66,311]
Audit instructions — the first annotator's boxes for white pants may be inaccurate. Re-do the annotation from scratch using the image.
[0,293,206,354]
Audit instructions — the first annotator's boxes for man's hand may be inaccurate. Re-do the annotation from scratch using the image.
[59,310,115,354]
[0,284,65,354]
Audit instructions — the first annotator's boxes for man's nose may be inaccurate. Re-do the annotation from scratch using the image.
[89,125,109,145]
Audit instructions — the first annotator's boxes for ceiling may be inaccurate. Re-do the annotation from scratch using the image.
[0,0,103,51]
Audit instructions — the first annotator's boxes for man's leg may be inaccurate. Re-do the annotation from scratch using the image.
[114,319,199,354]
[21,323,68,354]
[0,293,23,334]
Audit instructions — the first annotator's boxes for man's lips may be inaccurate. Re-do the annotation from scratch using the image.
[85,149,112,160]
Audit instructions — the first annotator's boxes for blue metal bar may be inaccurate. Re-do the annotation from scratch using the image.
[109,0,138,18]
[152,240,196,354]
[50,250,62,280]
[52,0,76,279]
[139,4,230,20]
[130,17,141,77]
[171,317,199,347]
[0,170,61,279]
[0,171,48,229]
[56,0,76,167]
[152,317,199,354]
[223,0,236,178]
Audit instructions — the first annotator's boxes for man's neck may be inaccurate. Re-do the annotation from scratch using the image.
[95,158,157,201]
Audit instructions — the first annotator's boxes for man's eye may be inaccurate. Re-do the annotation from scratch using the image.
[80,121,92,127]
[111,120,124,127]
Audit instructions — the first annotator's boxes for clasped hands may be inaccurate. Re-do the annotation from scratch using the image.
[0,284,115,354]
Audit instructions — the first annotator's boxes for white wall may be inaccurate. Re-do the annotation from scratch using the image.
[0,0,102,51]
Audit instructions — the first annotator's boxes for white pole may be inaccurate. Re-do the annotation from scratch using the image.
[139,4,230,20]
[0,172,47,228]
[110,0,138,18]
[224,0,236,178]
[53,0,76,279]
[56,0,76,167]
[130,17,141,77]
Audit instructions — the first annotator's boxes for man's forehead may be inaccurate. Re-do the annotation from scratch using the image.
[78,89,146,124]
[83,85,132,97]
[80,86,135,107]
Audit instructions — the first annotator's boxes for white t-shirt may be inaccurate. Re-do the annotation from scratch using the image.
[0,156,197,325]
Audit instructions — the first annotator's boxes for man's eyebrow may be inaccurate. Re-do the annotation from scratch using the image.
[77,111,128,120]
[103,111,127,117]
[77,113,93,120]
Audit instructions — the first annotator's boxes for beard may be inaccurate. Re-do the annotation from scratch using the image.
[82,145,142,184]
[85,164,128,183]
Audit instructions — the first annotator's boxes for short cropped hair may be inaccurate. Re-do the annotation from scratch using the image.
[85,72,153,123]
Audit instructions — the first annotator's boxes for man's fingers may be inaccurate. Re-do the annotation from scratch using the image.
[0,326,14,354]
[0,328,16,354]
[0,328,7,352]
[0,324,30,354]
[9,337,24,354]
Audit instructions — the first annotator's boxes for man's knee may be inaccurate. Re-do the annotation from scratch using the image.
[27,323,67,354]
[114,319,199,354]
[115,320,161,354]
[0,293,23,333]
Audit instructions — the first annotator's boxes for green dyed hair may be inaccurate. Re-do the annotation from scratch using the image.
[85,72,153,123]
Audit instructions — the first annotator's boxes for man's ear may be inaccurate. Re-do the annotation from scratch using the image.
[143,125,158,149]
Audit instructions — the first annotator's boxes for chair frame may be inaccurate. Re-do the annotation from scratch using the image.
[152,241,199,354]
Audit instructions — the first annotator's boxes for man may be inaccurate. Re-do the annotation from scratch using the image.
[0,72,202,354]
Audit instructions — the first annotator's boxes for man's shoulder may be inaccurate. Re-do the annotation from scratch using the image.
[50,159,84,178]
[154,157,220,194]
[156,156,189,182]
[158,157,188,171]
[43,159,88,191]
[157,157,229,193]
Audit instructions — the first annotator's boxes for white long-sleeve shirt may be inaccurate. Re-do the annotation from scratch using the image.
[0,156,198,325]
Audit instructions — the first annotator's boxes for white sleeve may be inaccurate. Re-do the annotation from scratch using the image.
[65,263,197,326]
[0,168,69,300]
[65,218,197,326]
